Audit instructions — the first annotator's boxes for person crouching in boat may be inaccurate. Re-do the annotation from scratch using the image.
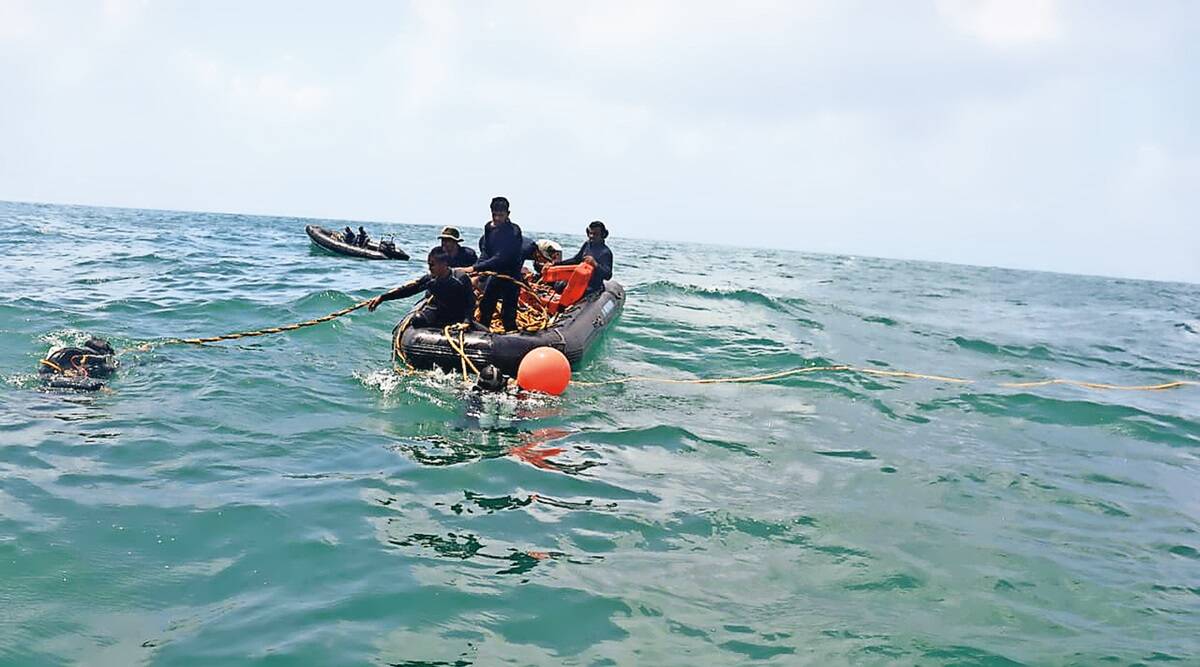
[356,226,370,247]
[343,226,357,245]
[555,220,613,294]
[368,248,475,329]
[521,239,563,286]
[436,226,478,268]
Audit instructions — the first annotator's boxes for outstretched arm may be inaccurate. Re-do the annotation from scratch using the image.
[368,275,430,311]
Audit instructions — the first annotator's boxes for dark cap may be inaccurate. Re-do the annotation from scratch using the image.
[490,197,510,213]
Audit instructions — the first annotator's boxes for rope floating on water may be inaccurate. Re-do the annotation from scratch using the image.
[128,290,1193,394]
[573,366,1199,392]
[156,298,373,346]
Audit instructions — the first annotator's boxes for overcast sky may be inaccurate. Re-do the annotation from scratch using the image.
[1,1,1197,282]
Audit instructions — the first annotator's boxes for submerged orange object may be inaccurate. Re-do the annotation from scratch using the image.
[516,347,571,395]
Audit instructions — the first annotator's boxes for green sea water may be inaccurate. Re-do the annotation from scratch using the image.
[2,200,1198,665]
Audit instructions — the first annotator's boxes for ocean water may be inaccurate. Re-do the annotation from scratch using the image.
[1,200,1198,666]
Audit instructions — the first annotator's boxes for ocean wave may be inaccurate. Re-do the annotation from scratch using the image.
[918,392,1200,448]
[634,280,805,311]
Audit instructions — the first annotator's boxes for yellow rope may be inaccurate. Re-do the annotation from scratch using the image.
[472,271,557,333]
[573,365,1199,391]
[39,358,66,373]
[161,298,373,346]
[442,323,481,383]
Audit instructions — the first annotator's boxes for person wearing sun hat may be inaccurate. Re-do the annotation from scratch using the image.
[436,226,478,268]
[556,220,613,294]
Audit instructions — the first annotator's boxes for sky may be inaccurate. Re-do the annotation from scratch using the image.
[1,1,1197,283]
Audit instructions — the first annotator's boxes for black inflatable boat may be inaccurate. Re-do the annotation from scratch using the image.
[306,224,410,260]
[394,281,625,376]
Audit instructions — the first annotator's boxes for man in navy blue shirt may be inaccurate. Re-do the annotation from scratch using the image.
[557,220,613,294]
[464,197,523,331]
[368,248,474,329]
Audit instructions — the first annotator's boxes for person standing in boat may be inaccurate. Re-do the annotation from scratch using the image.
[367,248,474,329]
[436,226,478,268]
[556,220,613,294]
[464,196,523,332]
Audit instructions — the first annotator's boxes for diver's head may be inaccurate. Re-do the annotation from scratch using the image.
[427,247,452,279]
[473,365,508,392]
[83,337,114,355]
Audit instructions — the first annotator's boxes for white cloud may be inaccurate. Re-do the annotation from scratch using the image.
[176,51,330,119]
[937,0,1061,47]
[0,0,41,42]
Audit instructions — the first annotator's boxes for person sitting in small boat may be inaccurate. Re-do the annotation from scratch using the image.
[437,226,478,268]
[39,337,117,389]
[555,220,613,294]
[368,248,475,329]
[343,226,357,245]
[357,226,370,247]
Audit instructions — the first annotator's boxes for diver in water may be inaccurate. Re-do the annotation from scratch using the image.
[39,337,117,390]
[368,247,475,329]
[473,364,509,392]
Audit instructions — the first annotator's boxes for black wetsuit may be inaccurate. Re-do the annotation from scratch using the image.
[344,228,356,245]
[443,245,478,269]
[386,271,475,329]
[559,240,613,293]
[38,347,117,378]
[474,221,523,331]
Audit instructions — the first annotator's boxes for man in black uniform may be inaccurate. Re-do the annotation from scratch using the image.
[437,226,478,268]
[368,248,474,329]
[464,196,523,332]
[557,220,613,294]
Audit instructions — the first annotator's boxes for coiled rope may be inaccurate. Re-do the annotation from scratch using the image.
[472,271,556,333]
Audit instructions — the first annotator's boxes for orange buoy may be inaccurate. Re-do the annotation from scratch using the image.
[516,347,571,395]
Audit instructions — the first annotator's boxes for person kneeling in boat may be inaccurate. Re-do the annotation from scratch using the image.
[521,239,564,289]
[367,248,475,329]
[555,220,613,295]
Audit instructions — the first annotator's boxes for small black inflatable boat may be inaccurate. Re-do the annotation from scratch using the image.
[306,224,410,260]
[394,282,625,376]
